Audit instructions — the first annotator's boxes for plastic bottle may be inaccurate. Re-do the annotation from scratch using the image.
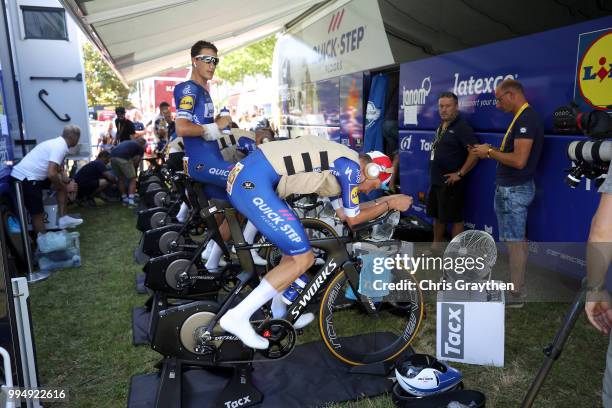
[220,107,231,135]
[282,274,309,305]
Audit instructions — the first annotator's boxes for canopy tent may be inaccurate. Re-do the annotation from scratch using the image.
[61,0,611,84]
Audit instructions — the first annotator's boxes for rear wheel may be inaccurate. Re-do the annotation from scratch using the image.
[264,217,338,272]
[318,268,423,366]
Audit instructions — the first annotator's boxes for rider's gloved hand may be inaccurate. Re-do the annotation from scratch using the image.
[237,136,257,155]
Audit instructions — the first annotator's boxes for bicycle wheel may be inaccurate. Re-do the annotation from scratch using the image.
[265,217,338,272]
[319,267,424,366]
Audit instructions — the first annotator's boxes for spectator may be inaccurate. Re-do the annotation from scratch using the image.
[132,109,146,138]
[155,108,175,154]
[115,106,135,143]
[97,121,115,152]
[74,150,117,207]
[10,125,83,233]
[427,92,479,252]
[584,164,612,408]
[110,138,146,207]
[471,79,544,308]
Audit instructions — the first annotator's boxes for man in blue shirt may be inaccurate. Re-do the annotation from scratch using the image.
[74,150,116,206]
[471,79,544,307]
[110,138,146,207]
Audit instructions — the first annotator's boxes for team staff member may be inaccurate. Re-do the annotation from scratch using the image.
[10,125,83,232]
[219,135,413,349]
[471,79,544,307]
[427,92,478,252]
[74,150,117,206]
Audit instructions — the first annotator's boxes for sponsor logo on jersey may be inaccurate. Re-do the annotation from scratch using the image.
[350,186,359,204]
[179,95,194,110]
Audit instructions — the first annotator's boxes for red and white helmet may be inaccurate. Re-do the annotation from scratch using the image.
[364,151,393,186]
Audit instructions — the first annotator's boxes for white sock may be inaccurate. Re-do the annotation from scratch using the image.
[201,240,214,260]
[271,294,287,319]
[243,221,258,244]
[205,242,223,269]
[176,202,189,223]
[231,279,278,318]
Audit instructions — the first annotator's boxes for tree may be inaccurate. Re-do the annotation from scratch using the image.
[215,36,277,85]
[82,41,131,107]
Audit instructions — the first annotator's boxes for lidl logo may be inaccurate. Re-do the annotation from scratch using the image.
[179,95,194,111]
[577,31,611,110]
[350,186,359,204]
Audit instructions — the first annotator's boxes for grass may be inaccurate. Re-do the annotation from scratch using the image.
[29,201,607,407]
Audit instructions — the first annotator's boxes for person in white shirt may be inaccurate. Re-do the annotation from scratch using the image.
[11,125,83,233]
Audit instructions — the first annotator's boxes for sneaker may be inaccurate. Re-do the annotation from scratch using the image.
[58,215,83,229]
[128,200,137,208]
[122,198,129,206]
[219,309,269,350]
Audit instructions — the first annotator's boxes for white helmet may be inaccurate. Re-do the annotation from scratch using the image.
[394,354,462,397]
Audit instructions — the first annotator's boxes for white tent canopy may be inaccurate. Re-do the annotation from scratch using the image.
[61,0,611,84]
[61,0,327,83]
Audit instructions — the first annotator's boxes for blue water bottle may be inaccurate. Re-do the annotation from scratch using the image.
[220,106,231,135]
[282,274,309,305]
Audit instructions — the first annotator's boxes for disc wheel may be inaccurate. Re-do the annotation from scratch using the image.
[165,258,198,290]
[154,191,169,207]
[318,268,424,366]
[158,230,184,253]
[150,211,168,229]
[179,311,223,354]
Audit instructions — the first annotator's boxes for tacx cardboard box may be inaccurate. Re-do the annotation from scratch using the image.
[436,284,505,367]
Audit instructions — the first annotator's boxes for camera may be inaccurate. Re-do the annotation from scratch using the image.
[560,103,611,188]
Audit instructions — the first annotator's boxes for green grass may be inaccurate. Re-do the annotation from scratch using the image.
[29,202,607,407]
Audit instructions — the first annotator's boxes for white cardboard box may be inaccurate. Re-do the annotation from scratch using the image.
[436,284,505,367]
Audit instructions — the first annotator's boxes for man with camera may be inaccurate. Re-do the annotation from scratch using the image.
[471,79,544,307]
[585,162,612,407]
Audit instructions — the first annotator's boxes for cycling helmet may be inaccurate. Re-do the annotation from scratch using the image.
[364,151,393,186]
[394,354,462,397]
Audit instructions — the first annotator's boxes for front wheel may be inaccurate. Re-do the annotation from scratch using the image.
[318,269,424,366]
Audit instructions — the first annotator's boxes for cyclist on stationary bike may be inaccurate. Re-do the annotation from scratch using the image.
[219,135,413,349]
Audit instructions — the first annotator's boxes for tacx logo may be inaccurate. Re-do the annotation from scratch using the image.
[328,9,345,33]
[577,31,611,109]
[441,303,464,359]
[224,396,251,408]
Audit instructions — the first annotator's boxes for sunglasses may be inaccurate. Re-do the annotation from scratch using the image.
[194,55,220,65]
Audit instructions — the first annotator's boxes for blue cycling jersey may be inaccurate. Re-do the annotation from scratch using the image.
[227,149,361,255]
[173,80,230,200]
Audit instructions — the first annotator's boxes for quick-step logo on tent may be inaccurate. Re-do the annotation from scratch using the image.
[401,77,431,126]
[576,30,612,110]
[441,303,464,359]
[313,8,365,62]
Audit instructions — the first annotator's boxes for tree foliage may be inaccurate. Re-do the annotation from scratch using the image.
[82,41,131,107]
[215,36,277,85]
